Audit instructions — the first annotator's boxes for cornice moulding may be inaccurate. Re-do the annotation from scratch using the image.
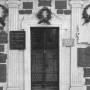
[70,0,83,8]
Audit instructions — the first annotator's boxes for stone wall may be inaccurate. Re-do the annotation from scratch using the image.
[0,0,88,90]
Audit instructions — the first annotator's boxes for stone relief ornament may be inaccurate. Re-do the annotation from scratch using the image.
[76,24,90,45]
[76,4,90,45]
[82,4,90,25]
[36,7,52,25]
[0,4,8,28]
[62,38,74,47]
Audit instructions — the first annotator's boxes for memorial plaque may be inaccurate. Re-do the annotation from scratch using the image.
[84,68,90,77]
[64,10,71,15]
[0,64,6,82]
[77,47,90,67]
[85,79,90,85]
[55,1,67,9]
[0,31,8,44]
[85,46,90,55]
[19,10,32,14]
[62,38,74,47]
[0,45,4,52]
[39,0,51,6]
[0,87,3,90]
[0,26,3,30]
[87,86,90,90]
[10,31,25,50]
[23,2,33,9]
[77,48,86,67]
[0,53,7,63]
[57,9,64,14]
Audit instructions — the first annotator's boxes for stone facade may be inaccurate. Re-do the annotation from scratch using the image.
[0,0,89,90]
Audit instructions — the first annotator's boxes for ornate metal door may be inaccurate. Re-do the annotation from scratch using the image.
[31,27,59,90]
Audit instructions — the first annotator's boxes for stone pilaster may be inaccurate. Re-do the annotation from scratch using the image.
[8,1,24,90]
[70,0,84,87]
[60,30,71,90]
[8,1,19,30]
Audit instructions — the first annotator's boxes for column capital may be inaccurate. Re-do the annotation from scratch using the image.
[69,0,83,8]
[7,1,20,8]
[0,1,7,5]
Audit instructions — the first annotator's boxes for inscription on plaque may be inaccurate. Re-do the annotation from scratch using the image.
[38,0,51,6]
[87,86,90,90]
[0,64,6,82]
[23,2,33,9]
[0,31,8,44]
[0,87,3,90]
[77,47,90,67]
[0,45,4,52]
[0,53,7,63]
[84,68,90,77]
[55,1,67,9]
[62,38,74,47]
[85,79,90,85]
[10,31,25,50]
[19,10,32,14]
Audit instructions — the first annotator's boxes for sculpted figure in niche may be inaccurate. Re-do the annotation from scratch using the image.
[78,4,90,44]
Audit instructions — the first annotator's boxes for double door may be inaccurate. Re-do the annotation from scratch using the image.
[31,27,59,90]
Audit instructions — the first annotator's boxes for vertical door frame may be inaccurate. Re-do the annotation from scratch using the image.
[24,25,61,90]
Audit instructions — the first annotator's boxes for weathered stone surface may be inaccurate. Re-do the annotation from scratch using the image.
[23,2,33,9]
[64,10,71,15]
[84,68,90,77]
[38,0,51,6]
[85,79,90,85]
[57,9,63,14]
[87,86,90,90]
[0,87,3,90]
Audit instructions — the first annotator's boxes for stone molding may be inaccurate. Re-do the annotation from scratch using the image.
[7,1,20,8]
[70,0,83,8]
[7,88,20,90]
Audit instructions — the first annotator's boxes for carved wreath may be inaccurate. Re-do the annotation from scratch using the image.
[0,4,8,27]
[36,7,52,25]
[82,4,90,25]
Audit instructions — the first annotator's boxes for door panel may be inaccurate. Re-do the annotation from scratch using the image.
[46,29,59,49]
[31,27,59,90]
[31,29,44,50]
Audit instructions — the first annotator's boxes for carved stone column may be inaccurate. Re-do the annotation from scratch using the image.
[8,1,24,90]
[70,0,84,88]
[8,1,19,30]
